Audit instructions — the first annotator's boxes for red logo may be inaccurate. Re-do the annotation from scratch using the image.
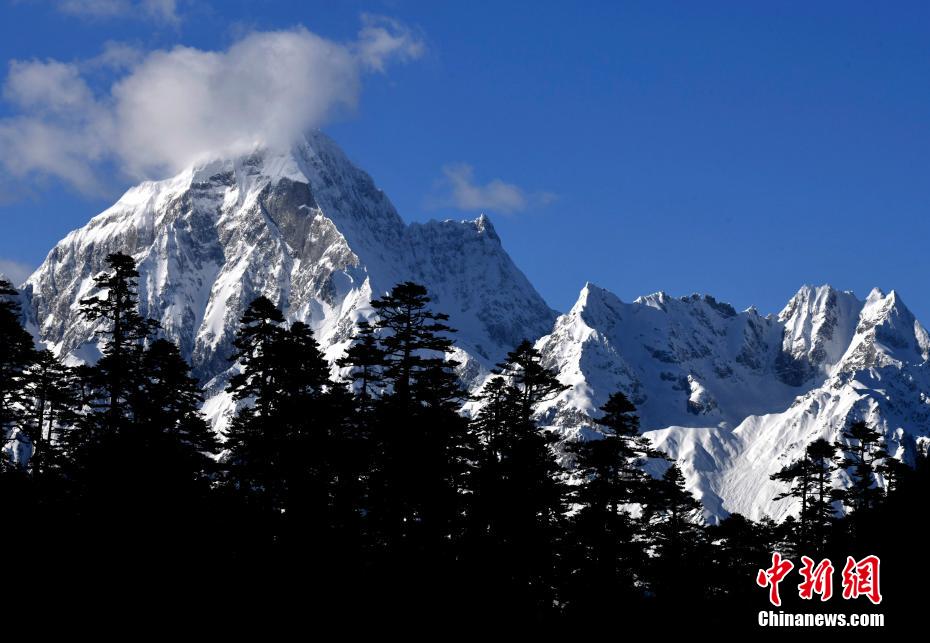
[798,556,834,601]
[756,552,795,607]
[756,554,882,605]
[841,555,882,605]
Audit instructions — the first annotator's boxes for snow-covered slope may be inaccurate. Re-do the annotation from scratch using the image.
[23,131,556,426]
[537,283,930,523]
[535,283,802,434]
[21,130,930,525]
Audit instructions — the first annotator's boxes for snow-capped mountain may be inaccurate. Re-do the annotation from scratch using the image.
[22,131,556,425]
[18,130,930,525]
[536,283,930,522]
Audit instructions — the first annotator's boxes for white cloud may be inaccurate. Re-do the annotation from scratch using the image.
[0,259,35,285]
[4,59,96,114]
[0,58,112,192]
[57,0,181,25]
[0,18,424,193]
[58,0,129,18]
[356,14,425,72]
[141,0,180,24]
[433,163,556,215]
[86,41,146,71]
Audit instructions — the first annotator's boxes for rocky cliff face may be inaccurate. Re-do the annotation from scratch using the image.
[535,283,930,522]
[23,131,556,426]
[534,283,800,434]
[21,130,930,524]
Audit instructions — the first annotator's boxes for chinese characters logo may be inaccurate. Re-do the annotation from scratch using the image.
[756,553,882,606]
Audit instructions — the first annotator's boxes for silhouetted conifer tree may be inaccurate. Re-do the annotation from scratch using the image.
[877,451,910,496]
[336,320,385,413]
[702,513,780,616]
[351,282,474,616]
[770,457,811,549]
[642,463,705,608]
[0,278,35,463]
[226,295,286,417]
[133,339,217,472]
[770,437,837,554]
[78,252,157,434]
[223,295,289,552]
[274,320,341,551]
[834,420,885,513]
[370,281,456,405]
[23,349,79,477]
[563,392,657,613]
[223,296,362,591]
[466,340,568,618]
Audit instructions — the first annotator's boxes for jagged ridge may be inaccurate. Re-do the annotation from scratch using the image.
[536,283,930,523]
[20,132,930,524]
[23,131,557,427]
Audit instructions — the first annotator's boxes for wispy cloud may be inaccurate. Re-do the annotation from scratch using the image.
[84,41,146,71]
[431,163,556,215]
[0,16,425,194]
[356,14,425,72]
[56,0,182,25]
[0,258,35,285]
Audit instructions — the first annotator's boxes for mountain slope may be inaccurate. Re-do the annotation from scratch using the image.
[537,283,930,522]
[21,130,930,525]
[535,282,804,434]
[23,131,556,426]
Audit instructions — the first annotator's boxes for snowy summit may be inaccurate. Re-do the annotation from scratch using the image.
[19,132,930,524]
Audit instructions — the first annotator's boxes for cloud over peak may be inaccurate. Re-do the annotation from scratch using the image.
[0,17,425,193]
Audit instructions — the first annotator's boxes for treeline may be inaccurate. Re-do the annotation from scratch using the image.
[0,253,925,627]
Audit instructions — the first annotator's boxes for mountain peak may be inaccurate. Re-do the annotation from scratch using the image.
[779,284,844,319]
[180,129,339,182]
[572,281,622,313]
[22,127,930,528]
[857,287,916,330]
[865,286,887,305]
[473,213,498,239]
[579,280,608,296]
[26,130,556,420]
[633,290,669,309]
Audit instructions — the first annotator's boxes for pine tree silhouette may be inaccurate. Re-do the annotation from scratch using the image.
[563,392,656,614]
[0,278,36,465]
[133,339,217,470]
[770,457,813,552]
[223,296,361,596]
[78,252,158,434]
[770,437,838,555]
[6,262,929,627]
[352,282,474,617]
[336,320,385,413]
[223,295,289,552]
[704,513,779,614]
[877,451,910,496]
[24,253,221,608]
[370,281,457,404]
[466,340,568,619]
[495,339,565,421]
[227,295,286,417]
[642,463,705,611]
[274,319,339,552]
[23,349,79,477]
[834,420,885,513]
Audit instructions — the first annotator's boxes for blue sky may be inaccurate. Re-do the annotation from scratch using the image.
[1,1,929,320]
